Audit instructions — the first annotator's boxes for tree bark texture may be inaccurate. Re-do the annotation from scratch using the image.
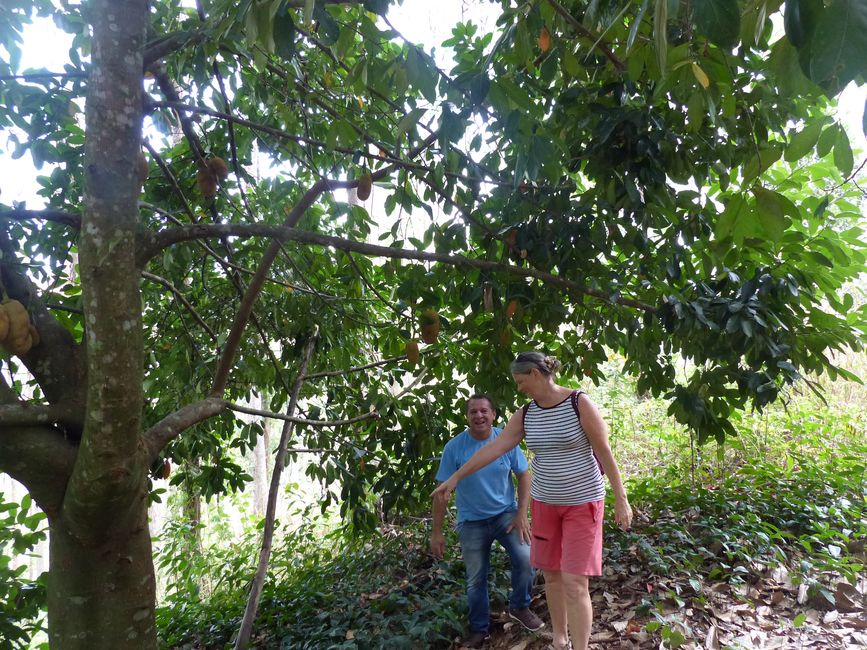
[43,0,155,647]
[47,500,157,648]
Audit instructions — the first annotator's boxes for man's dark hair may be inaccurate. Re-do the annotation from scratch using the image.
[466,393,496,413]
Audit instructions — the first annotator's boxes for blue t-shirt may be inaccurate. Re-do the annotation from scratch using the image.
[435,427,529,524]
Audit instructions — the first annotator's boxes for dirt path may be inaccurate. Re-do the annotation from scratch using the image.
[456,564,866,649]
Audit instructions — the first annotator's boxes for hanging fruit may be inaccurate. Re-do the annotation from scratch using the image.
[539,26,552,53]
[356,172,372,201]
[420,309,440,344]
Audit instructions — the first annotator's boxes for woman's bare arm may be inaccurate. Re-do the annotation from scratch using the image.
[578,393,633,530]
[431,410,525,503]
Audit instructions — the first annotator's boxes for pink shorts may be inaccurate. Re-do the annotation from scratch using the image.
[530,498,604,575]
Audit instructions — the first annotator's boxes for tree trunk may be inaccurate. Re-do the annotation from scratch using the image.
[234,332,317,650]
[253,428,269,516]
[47,499,156,648]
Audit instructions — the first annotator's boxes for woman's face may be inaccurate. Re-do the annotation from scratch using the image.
[512,369,540,396]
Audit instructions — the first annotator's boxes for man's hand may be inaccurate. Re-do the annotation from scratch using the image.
[614,497,633,531]
[429,531,446,558]
[506,512,532,545]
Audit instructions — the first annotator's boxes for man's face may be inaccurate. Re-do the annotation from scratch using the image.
[466,398,495,437]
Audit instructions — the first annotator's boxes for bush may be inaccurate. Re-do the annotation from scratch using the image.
[0,493,47,649]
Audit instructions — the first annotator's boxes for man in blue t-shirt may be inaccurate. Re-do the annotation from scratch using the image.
[430,394,543,648]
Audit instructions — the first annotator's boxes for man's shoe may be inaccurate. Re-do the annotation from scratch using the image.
[509,607,544,631]
[461,630,491,648]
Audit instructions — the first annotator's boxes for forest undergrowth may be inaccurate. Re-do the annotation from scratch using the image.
[153,374,867,650]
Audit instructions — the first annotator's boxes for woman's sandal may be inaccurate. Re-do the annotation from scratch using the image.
[546,642,573,650]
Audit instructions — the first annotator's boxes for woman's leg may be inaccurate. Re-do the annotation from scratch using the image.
[543,569,569,648]
[561,573,592,650]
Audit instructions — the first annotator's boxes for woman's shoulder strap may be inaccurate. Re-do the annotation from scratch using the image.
[570,390,586,417]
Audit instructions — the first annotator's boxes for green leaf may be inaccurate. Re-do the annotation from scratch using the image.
[809,0,867,95]
[742,143,783,184]
[816,124,839,157]
[469,73,490,105]
[313,4,340,45]
[303,0,315,25]
[654,0,668,76]
[860,96,867,139]
[692,0,741,49]
[768,37,823,98]
[394,108,426,143]
[627,0,651,54]
[273,11,296,60]
[784,0,821,48]
[687,91,705,131]
[784,121,823,162]
[753,187,792,242]
[832,128,854,177]
[405,48,437,103]
[716,195,756,243]
[362,0,390,15]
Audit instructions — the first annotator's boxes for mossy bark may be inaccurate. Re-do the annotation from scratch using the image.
[47,500,157,649]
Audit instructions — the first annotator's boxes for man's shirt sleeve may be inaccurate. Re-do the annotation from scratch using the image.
[510,445,529,475]
[435,439,456,483]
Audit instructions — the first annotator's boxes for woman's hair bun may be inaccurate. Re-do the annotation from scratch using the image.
[543,356,561,372]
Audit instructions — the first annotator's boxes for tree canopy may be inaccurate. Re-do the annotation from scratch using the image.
[0,0,865,647]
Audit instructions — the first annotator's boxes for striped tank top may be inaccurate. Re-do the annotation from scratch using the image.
[523,392,606,505]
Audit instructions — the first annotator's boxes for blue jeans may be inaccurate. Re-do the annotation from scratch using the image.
[457,509,534,633]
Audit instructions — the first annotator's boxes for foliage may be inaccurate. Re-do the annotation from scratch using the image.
[156,516,480,649]
[1,0,867,645]
[0,492,47,649]
[608,433,867,587]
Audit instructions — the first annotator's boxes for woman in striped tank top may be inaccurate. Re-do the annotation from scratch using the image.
[433,351,632,650]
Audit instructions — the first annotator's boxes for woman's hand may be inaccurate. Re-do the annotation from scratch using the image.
[431,476,457,505]
[614,497,633,531]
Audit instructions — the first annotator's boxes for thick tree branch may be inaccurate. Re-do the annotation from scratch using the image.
[305,354,406,379]
[0,209,81,228]
[0,402,81,428]
[147,100,438,173]
[143,30,205,68]
[284,0,360,5]
[152,72,206,161]
[144,398,227,461]
[0,378,76,519]
[145,223,656,312]
[142,140,197,222]
[0,230,86,409]
[0,426,77,519]
[0,72,86,81]
[143,395,376,462]
[208,180,337,396]
[208,132,439,397]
